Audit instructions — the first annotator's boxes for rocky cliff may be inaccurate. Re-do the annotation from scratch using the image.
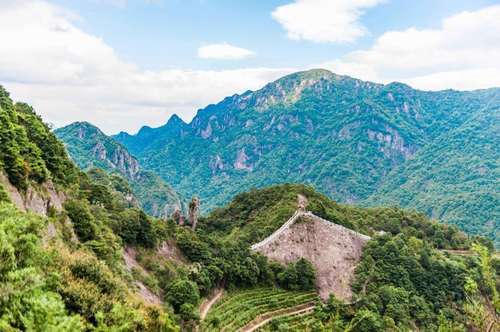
[55,122,184,218]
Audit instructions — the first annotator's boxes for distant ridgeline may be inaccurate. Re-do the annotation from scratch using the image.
[111,69,499,245]
[55,121,185,218]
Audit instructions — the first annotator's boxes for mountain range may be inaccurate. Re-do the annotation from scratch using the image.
[55,121,184,218]
[58,69,499,245]
[0,81,498,331]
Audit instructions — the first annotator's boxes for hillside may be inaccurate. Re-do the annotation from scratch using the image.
[55,121,184,218]
[0,85,180,330]
[367,102,500,246]
[199,184,474,250]
[2,83,498,331]
[113,69,500,242]
[252,209,371,301]
[197,184,499,331]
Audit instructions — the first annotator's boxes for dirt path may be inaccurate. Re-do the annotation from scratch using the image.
[200,287,224,320]
[239,302,316,332]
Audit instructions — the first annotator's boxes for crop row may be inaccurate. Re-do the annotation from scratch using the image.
[201,287,318,332]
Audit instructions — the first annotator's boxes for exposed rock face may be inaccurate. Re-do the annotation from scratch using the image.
[55,122,184,218]
[0,172,65,216]
[171,207,185,225]
[253,211,370,301]
[122,246,162,305]
[234,148,253,171]
[188,196,200,230]
[297,194,308,211]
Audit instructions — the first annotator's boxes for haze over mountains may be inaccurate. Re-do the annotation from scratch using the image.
[58,69,499,245]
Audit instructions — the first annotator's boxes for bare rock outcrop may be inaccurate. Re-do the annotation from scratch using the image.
[171,207,185,225]
[188,196,200,230]
[253,210,370,301]
[0,172,65,216]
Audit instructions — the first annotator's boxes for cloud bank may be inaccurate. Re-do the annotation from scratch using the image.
[0,1,291,134]
[321,5,500,90]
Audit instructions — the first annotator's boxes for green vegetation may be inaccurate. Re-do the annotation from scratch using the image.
[367,103,500,246]
[1,83,498,331]
[0,203,178,331]
[0,86,78,191]
[197,184,498,331]
[55,121,183,218]
[0,86,181,330]
[201,287,318,331]
[200,184,474,250]
[114,69,499,244]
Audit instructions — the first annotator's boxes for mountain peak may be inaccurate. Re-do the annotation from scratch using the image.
[167,114,186,126]
[56,121,105,140]
[271,68,337,86]
[244,68,341,112]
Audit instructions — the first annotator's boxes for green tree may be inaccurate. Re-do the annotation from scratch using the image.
[166,279,200,311]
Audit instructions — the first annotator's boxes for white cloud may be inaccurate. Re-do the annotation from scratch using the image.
[320,5,500,90]
[272,0,384,43]
[1,0,499,136]
[198,43,255,60]
[0,1,289,134]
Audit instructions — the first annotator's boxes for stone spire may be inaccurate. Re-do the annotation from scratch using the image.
[171,207,184,225]
[188,196,200,231]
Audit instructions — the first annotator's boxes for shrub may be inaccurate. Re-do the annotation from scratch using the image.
[64,200,98,242]
[166,279,200,311]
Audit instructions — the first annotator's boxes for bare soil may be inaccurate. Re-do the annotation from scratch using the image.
[254,212,370,301]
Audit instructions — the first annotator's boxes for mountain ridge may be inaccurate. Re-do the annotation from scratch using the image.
[55,121,185,218]
[104,68,499,243]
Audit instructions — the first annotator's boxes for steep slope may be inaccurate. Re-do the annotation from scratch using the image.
[0,85,179,330]
[197,184,499,331]
[56,121,184,218]
[367,98,500,246]
[114,69,499,240]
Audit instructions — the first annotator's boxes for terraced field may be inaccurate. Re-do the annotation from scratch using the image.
[200,287,318,332]
[256,310,319,331]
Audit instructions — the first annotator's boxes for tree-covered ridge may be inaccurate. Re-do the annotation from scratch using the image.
[0,86,79,191]
[55,121,184,218]
[113,69,500,242]
[0,86,182,329]
[200,184,477,250]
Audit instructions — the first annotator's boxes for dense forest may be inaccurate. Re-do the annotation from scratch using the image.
[113,69,499,245]
[0,85,499,331]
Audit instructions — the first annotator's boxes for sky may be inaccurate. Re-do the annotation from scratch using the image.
[1,0,499,134]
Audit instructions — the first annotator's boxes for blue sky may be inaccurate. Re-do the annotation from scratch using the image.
[51,0,496,70]
[1,0,499,133]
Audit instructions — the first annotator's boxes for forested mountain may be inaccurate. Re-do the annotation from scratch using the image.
[113,69,499,243]
[0,82,498,331]
[55,122,184,218]
[368,104,500,246]
[195,184,499,331]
